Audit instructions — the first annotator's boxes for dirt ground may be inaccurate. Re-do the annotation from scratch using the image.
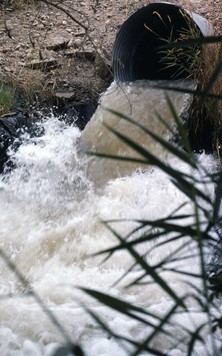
[0,0,221,114]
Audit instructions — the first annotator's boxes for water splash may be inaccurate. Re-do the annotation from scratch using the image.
[81,80,196,185]
[0,83,219,355]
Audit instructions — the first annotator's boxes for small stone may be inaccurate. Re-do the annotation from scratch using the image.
[74,38,83,48]
[75,31,86,37]
[64,49,95,61]
[67,39,74,48]
[45,34,70,51]
[38,24,45,30]
[25,58,59,71]
[26,48,34,59]
[55,92,75,100]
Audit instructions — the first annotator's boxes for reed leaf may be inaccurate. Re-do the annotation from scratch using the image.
[159,36,222,49]
[82,34,222,354]
[103,107,196,167]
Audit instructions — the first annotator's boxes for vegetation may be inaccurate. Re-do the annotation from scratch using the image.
[188,41,222,157]
[158,12,201,80]
[144,5,222,158]
[0,82,18,115]
[80,32,222,356]
[156,32,222,158]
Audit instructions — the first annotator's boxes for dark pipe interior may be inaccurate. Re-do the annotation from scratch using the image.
[112,3,202,81]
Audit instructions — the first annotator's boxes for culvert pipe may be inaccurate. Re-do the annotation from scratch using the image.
[112,2,213,81]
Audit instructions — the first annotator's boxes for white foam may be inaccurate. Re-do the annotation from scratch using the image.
[0,91,220,355]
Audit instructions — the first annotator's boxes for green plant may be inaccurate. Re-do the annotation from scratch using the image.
[147,29,222,159]
[187,42,222,156]
[0,76,44,115]
[159,21,201,80]
[82,100,222,354]
[81,35,222,355]
[0,82,17,115]
[143,8,202,80]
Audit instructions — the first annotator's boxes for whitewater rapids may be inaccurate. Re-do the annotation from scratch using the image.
[0,80,220,355]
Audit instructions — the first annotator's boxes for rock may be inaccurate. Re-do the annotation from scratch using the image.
[73,38,83,48]
[64,49,96,60]
[0,113,30,172]
[55,92,76,100]
[25,58,59,71]
[26,48,35,60]
[67,39,74,48]
[64,103,96,130]
[37,24,45,30]
[45,34,70,51]
[75,31,86,37]
[4,66,12,72]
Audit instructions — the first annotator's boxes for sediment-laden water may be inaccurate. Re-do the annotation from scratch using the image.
[0,80,220,355]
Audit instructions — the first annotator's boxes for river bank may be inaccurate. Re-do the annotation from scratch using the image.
[0,0,220,118]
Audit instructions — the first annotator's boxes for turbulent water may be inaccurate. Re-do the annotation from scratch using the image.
[0,80,220,355]
[81,80,196,185]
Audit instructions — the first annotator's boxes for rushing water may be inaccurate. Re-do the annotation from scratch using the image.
[0,80,220,355]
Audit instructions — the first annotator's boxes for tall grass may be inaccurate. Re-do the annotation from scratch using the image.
[137,1,222,159]
[187,41,222,156]
[0,82,17,115]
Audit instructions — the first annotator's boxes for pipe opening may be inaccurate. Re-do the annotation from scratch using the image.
[112,3,203,82]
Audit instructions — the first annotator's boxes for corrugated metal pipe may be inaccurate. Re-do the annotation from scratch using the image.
[112,2,213,81]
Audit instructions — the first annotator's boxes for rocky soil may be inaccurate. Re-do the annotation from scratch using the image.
[0,0,221,115]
